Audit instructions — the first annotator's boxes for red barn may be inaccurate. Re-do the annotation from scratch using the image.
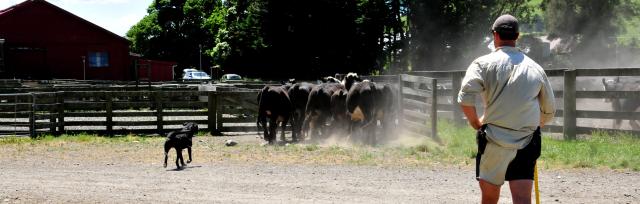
[0,0,131,80]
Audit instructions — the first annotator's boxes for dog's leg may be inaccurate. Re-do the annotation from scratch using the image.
[163,142,171,168]
[187,147,192,163]
[176,149,183,169]
[164,151,170,168]
[179,149,187,167]
[164,152,169,168]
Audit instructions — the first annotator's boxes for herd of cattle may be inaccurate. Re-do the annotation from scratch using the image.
[256,73,396,145]
[254,74,639,145]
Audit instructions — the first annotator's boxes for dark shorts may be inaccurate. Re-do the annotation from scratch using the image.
[476,125,541,181]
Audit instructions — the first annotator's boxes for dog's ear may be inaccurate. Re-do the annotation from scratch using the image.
[183,122,188,126]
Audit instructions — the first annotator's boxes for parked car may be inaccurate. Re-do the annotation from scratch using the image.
[182,68,211,81]
[220,74,243,82]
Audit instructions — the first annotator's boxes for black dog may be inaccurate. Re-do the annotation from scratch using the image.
[163,122,198,169]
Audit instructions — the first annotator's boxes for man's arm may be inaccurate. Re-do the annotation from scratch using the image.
[457,61,484,130]
[538,73,556,128]
[461,105,482,130]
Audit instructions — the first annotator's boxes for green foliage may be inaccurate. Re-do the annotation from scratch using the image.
[126,0,640,77]
[127,0,223,69]
[406,1,538,71]
[541,0,640,67]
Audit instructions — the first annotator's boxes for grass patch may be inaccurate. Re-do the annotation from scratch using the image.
[0,123,638,171]
[0,133,153,145]
[542,130,640,170]
[427,121,640,171]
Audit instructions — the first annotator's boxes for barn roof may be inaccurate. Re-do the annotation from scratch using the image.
[0,0,129,44]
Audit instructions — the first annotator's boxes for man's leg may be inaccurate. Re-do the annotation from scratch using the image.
[509,179,533,204]
[479,179,501,204]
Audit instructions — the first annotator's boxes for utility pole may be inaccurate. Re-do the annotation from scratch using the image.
[199,44,202,70]
[81,56,86,80]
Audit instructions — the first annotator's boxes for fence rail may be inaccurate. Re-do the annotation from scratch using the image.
[406,68,640,138]
[0,89,259,137]
[1,68,639,138]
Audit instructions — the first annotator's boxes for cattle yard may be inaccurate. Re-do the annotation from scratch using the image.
[0,67,639,140]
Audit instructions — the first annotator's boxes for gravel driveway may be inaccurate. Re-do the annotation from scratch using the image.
[0,135,638,204]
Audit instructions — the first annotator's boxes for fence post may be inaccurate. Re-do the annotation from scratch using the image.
[105,91,113,136]
[397,74,404,128]
[563,69,577,140]
[451,72,464,125]
[155,90,164,135]
[29,93,35,138]
[216,93,223,133]
[430,78,439,142]
[207,91,220,135]
[57,91,64,135]
[49,93,56,134]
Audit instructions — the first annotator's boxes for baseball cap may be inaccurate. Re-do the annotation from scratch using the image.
[492,14,519,34]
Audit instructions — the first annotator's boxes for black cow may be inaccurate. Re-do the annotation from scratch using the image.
[302,73,362,141]
[346,81,395,145]
[257,85,293,144]
[341,72,362,92]
[322,76,341,83]
[302,82,344,141]
[287,82,315,142]
[602,77,640,130]
[330,89,349,136]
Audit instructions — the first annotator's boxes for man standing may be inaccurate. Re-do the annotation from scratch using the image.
[457,14,556,204]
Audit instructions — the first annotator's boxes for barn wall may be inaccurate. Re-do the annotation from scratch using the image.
[0,1,131,80]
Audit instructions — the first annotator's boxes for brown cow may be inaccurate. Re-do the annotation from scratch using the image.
[346,80,395,145]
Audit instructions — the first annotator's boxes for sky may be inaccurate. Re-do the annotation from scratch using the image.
[0,0,154,37]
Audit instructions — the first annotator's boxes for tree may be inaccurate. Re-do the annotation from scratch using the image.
[542,0,639,67]
[127,0,222,70]
[405,0,537,71]
[206,0,406,79]
[206,0,267,77]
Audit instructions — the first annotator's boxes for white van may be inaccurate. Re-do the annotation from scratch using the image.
[182,68,211,81]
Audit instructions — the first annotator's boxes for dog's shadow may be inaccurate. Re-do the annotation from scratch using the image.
[166,165,202,171]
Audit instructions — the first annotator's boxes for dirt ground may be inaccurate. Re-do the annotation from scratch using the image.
[0,135,638,204]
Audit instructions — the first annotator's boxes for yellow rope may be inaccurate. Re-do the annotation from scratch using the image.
[534,163,540,204]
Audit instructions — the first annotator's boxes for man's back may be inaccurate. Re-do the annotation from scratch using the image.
[458,46,555,148]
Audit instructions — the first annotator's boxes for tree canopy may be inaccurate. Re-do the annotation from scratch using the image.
[126,0,640,79]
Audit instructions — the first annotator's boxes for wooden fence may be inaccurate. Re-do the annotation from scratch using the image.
[397,74,439,142]
[408,68,640,139]
[1,68,639,139]
[0,90,259,137]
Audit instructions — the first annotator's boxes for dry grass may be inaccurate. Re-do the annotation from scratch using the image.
[0,133,442,168]
[1,123,638,171]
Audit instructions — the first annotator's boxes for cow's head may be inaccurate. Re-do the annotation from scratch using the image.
[342,72,362,91]
[322,76,340,83]
[602,77,619,103]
